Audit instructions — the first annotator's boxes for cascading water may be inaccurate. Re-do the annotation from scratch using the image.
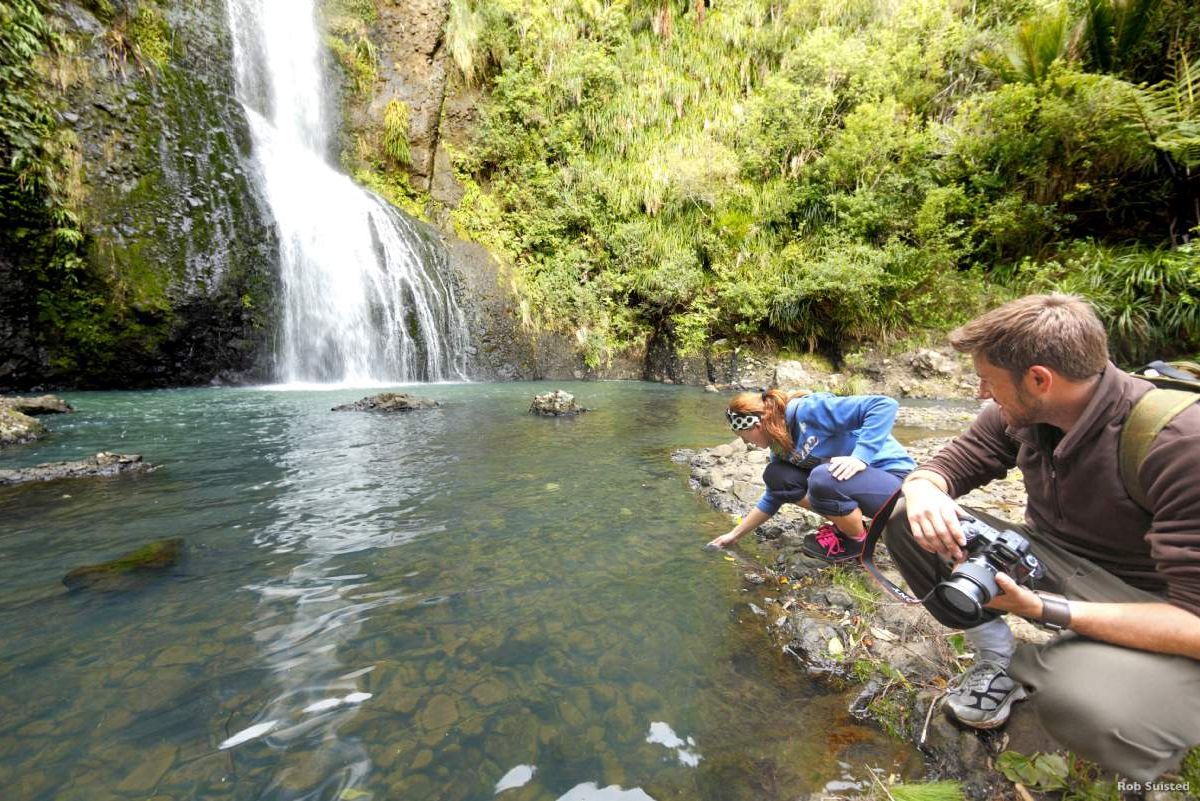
[226,0,470,384]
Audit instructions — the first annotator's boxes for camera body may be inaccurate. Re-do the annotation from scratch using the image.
[933,515,1045,623]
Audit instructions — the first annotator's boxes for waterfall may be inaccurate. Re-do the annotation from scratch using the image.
[226,0,471,384]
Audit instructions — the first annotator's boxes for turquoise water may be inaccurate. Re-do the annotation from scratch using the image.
[0,381,918,800]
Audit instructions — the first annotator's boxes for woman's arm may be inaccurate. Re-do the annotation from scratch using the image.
[707,507,772,549]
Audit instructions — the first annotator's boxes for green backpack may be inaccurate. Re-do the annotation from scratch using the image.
[1119,360,1200,509]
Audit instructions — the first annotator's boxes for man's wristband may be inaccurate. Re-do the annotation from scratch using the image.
[1035,592,1071,631]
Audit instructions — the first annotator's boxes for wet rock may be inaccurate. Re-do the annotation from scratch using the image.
[528,389,588,416]
[63,537,184,591]
[0,452,159,486]
[0,394,74,415]
[920,701,996,801]
[779,613,849,678]
[331,393,440,412]
[0,406,46,448]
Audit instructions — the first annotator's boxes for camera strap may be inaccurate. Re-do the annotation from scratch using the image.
[859,488,925,605]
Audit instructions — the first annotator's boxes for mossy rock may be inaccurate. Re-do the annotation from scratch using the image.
[63,537,184,592]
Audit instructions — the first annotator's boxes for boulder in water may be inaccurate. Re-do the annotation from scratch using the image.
[331,393,441,412]
[0,452,159,486]
[0,406,47,448]
[63,537,184,592]
[529,390,589,416]
[0,395,74,415]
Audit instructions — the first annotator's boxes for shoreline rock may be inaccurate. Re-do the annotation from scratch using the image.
[0,406,47,448]
[0,394,74,415]
[0,452,159,486]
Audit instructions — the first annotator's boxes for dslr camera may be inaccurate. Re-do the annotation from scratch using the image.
[933,515,1044,623]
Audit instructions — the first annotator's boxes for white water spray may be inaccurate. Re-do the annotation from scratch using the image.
[227,0,470,383]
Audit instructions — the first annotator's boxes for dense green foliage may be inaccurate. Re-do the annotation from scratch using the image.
[442,0,1200,363]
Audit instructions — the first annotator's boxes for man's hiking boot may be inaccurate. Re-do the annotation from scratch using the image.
[943,658,1027,729]
[801,522,865,563]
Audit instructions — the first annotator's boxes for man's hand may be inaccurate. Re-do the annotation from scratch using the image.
[984,573,1043,618]
[707,530,742,549]
[902,476,966,561]
[828,456,867,480]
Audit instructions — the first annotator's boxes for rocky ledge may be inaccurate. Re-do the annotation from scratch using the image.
[0,406,47,448]
[0,453,159,486]
[1,395,75,415]
[0,394,75,448]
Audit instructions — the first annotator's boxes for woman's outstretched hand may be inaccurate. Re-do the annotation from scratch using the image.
[828,456,867,480]
[707,530,741,549]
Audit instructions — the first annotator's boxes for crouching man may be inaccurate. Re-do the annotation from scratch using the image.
[885,293,1200,781]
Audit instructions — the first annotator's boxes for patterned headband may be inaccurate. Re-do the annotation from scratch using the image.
[726,409,760,431]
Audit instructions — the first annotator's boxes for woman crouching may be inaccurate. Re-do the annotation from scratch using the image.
[709,388,915,561]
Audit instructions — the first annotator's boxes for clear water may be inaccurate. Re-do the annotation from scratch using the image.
[0,382,919,800]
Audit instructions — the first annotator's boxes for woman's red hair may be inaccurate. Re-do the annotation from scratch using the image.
[727,388,809,454]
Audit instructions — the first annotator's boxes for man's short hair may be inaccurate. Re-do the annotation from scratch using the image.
[949,293,1109,380]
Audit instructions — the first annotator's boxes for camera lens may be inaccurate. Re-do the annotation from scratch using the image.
[935,576,985,620]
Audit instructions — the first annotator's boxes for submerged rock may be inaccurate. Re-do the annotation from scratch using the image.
[0,395,74,415]
[0,406,47,448]
[63,537,184,592]
[0,452,159,486]
[332,393,440,412]
[529,390,589,417]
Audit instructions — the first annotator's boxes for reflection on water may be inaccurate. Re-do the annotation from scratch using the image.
[0,382,921,800]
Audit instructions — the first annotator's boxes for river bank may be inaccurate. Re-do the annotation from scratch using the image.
[675,398,1198,801]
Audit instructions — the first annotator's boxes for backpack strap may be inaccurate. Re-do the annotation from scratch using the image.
[1119,389,1199,509]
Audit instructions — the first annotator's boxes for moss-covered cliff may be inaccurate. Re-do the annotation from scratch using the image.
[0,0,278,390]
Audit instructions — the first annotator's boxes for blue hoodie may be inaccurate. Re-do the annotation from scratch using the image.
[756,393,915,516]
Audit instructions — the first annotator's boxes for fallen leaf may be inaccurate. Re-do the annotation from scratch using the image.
[827,637,844,657]
[870,626,898,642]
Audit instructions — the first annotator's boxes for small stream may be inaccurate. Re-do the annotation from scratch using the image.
[0,381,921,800]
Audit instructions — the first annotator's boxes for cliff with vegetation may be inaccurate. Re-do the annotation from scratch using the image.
[4,0,1199,389]
[0,0,277,391]
[329,0,1200,374]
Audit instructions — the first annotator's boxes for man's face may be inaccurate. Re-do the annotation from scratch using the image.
[973,354,1044,428]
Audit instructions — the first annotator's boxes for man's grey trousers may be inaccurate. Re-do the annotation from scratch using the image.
[884,499,1200,781]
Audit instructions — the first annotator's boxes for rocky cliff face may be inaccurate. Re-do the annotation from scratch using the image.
[1,0,278,390]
